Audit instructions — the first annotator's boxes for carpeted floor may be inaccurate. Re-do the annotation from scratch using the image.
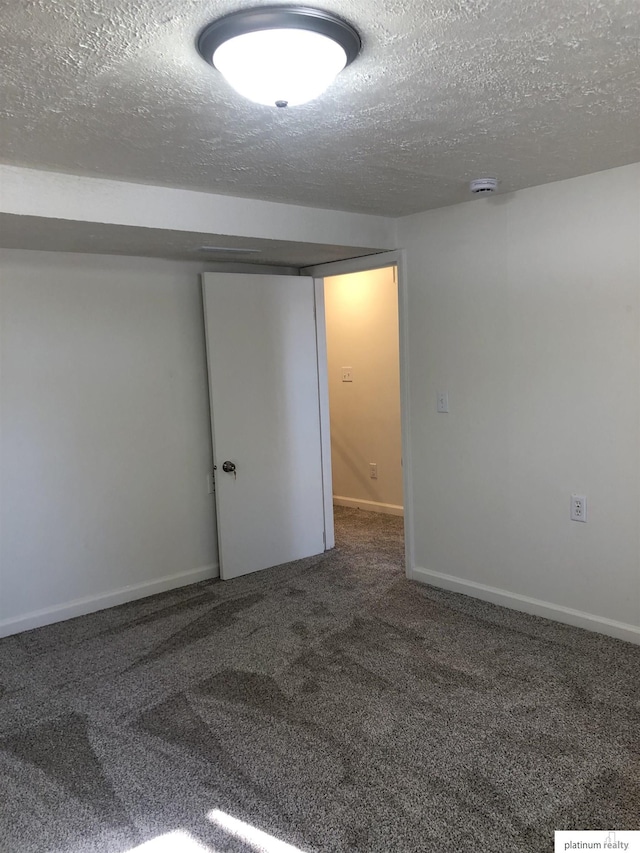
[0,506,639,853]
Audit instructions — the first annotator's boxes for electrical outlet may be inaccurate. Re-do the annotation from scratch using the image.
[570,494,587,522]
[437,392,449,413]
[369,462,378,479]
[207,473,215,494]
[342,367,353,382]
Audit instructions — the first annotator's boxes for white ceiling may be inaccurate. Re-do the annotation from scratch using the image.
[0,0,638,217]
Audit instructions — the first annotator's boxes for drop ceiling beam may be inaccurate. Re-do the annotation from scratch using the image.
[0,165,396,251]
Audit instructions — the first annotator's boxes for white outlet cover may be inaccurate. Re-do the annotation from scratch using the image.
[570,494,587,522]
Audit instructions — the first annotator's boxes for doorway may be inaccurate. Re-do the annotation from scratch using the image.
[300,249,414,577]
[323,266,404,528]
[202,250,413,583]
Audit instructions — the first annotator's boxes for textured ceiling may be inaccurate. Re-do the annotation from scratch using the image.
[0,214,383,266]
[0,0,638,216]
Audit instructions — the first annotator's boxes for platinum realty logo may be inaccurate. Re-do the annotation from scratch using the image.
[555,832,640,851]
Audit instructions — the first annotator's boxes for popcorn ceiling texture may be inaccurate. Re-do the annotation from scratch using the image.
[0,0,639,215]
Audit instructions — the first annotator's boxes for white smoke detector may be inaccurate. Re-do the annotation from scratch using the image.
[470,177,498,194]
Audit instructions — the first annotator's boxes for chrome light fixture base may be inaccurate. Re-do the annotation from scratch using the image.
[197,7,361,68]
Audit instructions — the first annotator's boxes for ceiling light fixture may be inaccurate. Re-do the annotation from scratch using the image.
[197,6,361,108]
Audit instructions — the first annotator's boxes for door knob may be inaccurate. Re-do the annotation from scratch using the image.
[222,461,236,474]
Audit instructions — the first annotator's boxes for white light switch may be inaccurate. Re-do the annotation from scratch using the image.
[342,367,353,382]
[437,392,449,413]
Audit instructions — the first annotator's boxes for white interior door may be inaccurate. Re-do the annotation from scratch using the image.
[202,272,327,580]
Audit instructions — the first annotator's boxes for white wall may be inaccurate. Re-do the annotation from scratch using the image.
[0,250,218,636]
[324,268,403,514]
[3,162,640,645]
[398,162,640,643]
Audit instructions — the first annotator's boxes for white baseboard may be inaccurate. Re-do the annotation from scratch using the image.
[333,496,404,517]
[0,563,219,639]
[411,566,640,646]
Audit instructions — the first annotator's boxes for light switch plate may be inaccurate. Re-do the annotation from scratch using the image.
[437,392,449,413]
[342,367,353,382]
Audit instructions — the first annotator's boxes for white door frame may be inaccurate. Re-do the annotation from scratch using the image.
[302,250,414,580]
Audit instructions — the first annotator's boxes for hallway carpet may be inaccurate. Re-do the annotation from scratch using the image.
[0,507,638,853]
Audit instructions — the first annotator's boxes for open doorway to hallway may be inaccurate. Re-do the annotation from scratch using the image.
[322,265,405,540]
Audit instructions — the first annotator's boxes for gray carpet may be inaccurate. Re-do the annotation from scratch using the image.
[1,506,638,853]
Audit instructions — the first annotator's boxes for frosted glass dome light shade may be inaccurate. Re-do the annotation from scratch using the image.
[214,30,347,107]
[197,7,361,108]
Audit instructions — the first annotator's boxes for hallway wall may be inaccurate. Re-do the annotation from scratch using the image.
[324,267,403,515]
